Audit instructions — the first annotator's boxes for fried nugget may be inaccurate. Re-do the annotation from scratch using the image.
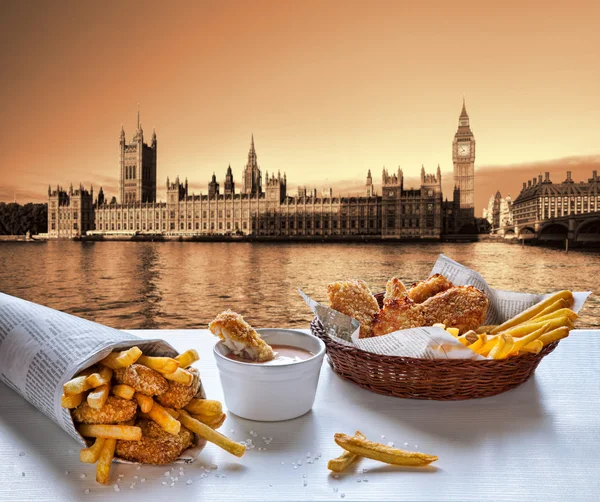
[327,280,380,338]
[420,286,488,334]
[371,298,426,337]
[115,419,195,465]
[408,274,454,304]
[72,396,138,425]
[383,277,408,306]
[114,364,169,397]
[155,367,201,410]
[209,310,274,362]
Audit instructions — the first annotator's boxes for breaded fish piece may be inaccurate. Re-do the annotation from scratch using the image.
[383,277,408,306]
[420,286,488,334]
[327,279,380,338]
[156,367,201,410]
[209,310,274,362]
[114,364,169,397]
[115,419,195,465]
[72,396,138,424]
[408,274,454,304]
[371,298,426,337]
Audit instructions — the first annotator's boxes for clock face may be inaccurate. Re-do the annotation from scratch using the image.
[457,144,471,157]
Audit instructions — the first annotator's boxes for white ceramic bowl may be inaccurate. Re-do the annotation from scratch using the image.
[213,328,326,421]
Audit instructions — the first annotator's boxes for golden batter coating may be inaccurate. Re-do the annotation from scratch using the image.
[372,298,426,337]
[155,367,201,410]
[115,419,195,465]
[72,396,138,424]
[114,364,169,397]
[383,277,408,306]
[327,279,380,338]
[408,274,454,304]
[209,310,274,362]
[420,286,488,334]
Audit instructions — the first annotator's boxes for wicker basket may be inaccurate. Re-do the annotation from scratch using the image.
[310,293,559,400]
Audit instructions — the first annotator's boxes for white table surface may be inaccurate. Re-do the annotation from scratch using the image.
[1,329,599,502]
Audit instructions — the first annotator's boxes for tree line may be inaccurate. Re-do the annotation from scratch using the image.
[0,202,48,235]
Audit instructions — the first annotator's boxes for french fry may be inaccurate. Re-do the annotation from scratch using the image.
[477,336,499,356]
[147,401,181,436]
[500,316,573,339]
[490,291,574,334]
[111,384,135,400]
[99,346,143,370]
[61,392,84,408]
[86,366,113,388]
[78,424,142,441]
[510,324,548,355]
[165,408,180,419]
[137,355,180,375]
[467,334,487,353]
[334,433,438,467]
[446,327,459,338]
[87,383,110,409]
[457,331,477,346]
[519,340,544,354]
[489,334,514,360]
[96,438,116,485]
[80,437,106,464]
[539,326,570,345]
[178,410,246,457]
[175,349,200,368]
[163,367,193,386]
[185,399,223,417]
[63,375,93,396]
[529,309,578,325]
[192,412,226,429]
[134,392,154,413]
[328,431,365,472]
[432,323,446,329]
[476,325,497,334]
[530,299,568,321]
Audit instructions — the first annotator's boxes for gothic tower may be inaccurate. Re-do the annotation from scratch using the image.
[366,169,374,196]
[119,106,157,204]
[452,98,475,224]
[224,165,235,196]
[242,134,262,196]
[208,173,220,198]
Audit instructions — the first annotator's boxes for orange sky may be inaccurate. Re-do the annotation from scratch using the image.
[1,1,599,213]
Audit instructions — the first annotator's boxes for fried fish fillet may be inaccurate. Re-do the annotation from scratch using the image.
[372,286,488,337]
[115,419,195,465]
[327,279,380,338]
[383,277,408,306]
[408,274,454,304]
[372,298,426,336]
[209,310,274,362]
[72,396,138,425]
[114,364,169,397]
[155,367,201,410]
[420,286,488,333]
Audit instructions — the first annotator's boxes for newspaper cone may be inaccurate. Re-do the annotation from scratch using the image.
[0,292,206,462]
[301,254,590,360]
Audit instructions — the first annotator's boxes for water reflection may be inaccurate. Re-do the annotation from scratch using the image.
[0,241,597,330]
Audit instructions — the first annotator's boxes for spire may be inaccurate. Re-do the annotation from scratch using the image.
[137,103,140,129]
[367,169,372,178]
[460,96,468,118]
[251,133,255,151]
[120,124,125,141]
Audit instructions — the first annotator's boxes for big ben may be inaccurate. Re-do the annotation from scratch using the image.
[452,98,475,226]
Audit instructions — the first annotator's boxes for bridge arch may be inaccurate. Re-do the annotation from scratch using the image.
[538,223,568,241]
[575,217,600,243]
[504,228,516,239]
[518,227,536,239]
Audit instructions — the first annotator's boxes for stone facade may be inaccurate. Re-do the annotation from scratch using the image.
[48,101,474,240]
[483,191,513,233]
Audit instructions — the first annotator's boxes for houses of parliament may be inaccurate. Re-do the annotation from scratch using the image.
[47,101,476,240]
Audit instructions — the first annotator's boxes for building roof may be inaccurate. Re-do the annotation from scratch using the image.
[513,171,600,205]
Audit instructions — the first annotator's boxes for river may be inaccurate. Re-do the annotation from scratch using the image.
[0,241,597,330]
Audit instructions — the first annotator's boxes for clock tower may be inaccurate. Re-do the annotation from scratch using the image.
[452,98,475,225]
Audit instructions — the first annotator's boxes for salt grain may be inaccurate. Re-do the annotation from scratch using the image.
[415,444,419,448]
[303,480,307,487]
[404,442,409,447]
[85,489,90,494]
[333,475,339,479]
[363,479,369,482]
[186,479,193,485]
[80,474,86,479]
[134,475,138,480]
[357,479,362,483]
[19,452,25,457]
[141,478,146,483]
[303,474,307,478]
[333,488,338,493]
[387,442,395,447]
[162,481,167,486]
[164,471,171,477]
[341,493,346,498]
[136,465,141,470]
[21,472,25,477]
[113,485,120,492]
[65,471,69,475]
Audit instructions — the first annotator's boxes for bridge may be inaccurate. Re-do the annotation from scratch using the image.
[498,212,600,247]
